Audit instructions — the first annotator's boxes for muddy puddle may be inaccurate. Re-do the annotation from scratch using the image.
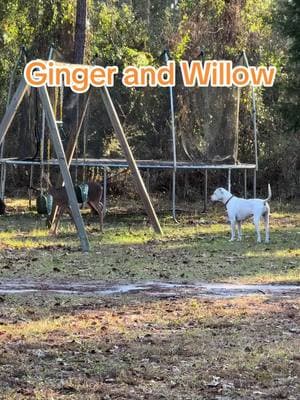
[0,280,299,298]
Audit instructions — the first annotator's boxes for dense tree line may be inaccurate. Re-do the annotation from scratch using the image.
[0,0,299,199]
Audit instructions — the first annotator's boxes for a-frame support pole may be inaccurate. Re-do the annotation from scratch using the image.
[65,92,91,169]
[49,91,91,227]
[0,78,29,198]
[100,86,163,234]
[38,86,90,252]
[0,78,29,145]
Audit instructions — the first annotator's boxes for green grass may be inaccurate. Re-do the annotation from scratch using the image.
[0,198,299,399]
[0,198,299,284]
[0,293,299,399]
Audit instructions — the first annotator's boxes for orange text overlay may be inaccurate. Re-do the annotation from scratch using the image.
[24,60,277,92]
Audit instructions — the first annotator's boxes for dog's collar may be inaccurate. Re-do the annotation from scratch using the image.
[224,195,234,206]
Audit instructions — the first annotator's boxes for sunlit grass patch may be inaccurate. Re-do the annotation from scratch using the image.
[0,227,72,249]
[239,270,300,284]
[0,199,299,284]
[5,197,30,209]
[99,227,155,245]
[0,295,293,343]
[245,248,300,258]
[0,201,298,398]
[0,292,299,399]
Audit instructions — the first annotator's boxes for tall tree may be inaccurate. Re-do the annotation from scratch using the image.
[74,0,87,64]
[281,0,300,62]
[279,0,300,130]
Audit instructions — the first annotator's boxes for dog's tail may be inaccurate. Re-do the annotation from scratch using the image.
[264,184,272,203]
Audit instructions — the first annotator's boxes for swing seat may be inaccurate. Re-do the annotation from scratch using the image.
[74,183,89,204]
[36,194,53,215]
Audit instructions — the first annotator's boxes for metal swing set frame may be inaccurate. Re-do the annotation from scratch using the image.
[0,65,163,252]
[0,51,258,252]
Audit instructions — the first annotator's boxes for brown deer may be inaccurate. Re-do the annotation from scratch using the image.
[85,181,104,231]
[42,174,104,234]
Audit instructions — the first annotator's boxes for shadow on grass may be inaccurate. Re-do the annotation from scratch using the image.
[0,208,299,284]
[0,294,299,399]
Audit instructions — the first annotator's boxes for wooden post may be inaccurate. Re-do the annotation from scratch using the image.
[38,86,90,252]
[100,86,162,234]
[244,169,247,199]
[49,92,91,226]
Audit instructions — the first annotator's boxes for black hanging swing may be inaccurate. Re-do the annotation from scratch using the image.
[74,183,89,203]
[36,192,53,215]
[36,88,54,215]
[36,140,53,215]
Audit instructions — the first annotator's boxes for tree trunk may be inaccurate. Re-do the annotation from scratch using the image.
[73,0,87,64]
[133,0,150,24]
[64,0,88,151]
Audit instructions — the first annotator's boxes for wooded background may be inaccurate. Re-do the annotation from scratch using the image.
[0,0,299,199]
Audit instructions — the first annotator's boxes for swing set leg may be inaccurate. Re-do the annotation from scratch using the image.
[38,86,90,252]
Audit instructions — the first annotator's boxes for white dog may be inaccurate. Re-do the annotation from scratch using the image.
[211,184,272,243]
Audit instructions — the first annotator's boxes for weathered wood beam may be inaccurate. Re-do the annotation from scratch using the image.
[100,86,163,235]
[38,86,90,252]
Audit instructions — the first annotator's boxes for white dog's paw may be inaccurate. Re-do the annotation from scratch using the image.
[229,238,235,242]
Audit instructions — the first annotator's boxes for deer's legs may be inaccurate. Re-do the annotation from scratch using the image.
[51,205,65,235]
[88,201,104,232]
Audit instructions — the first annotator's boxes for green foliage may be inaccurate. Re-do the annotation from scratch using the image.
[0,0,74,109]
[279,0,300,61]
[91,2,149,66]
[0,0,299,197]
[276,0,300,130]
